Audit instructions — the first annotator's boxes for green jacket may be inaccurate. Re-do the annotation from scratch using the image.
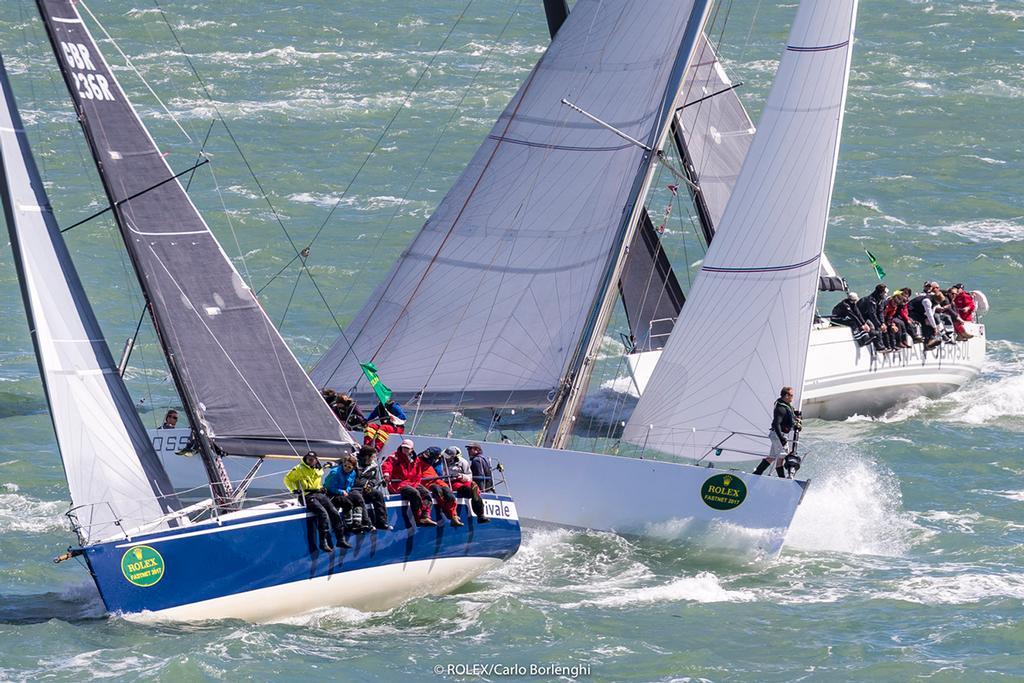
[284,462,324,493]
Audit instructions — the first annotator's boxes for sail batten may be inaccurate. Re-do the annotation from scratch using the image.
[314,0,705,409]
[0,56,179,543]
[623,0,859,461]
[36,0,354,459]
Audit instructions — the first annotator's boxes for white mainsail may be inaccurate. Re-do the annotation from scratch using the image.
[0,58,179,542]
[313,0,702,410]
[623,0,859,460]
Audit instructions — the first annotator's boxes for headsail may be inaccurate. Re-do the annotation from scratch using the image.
[36,0,354,458]
[674,33,845,291]
[0,57,179,543]
[623,0,859,460]
[314,0,704,411]
[618,210,685,352]
[675,34,756,241]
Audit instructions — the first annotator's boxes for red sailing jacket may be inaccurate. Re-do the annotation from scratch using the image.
[381,449,430,493]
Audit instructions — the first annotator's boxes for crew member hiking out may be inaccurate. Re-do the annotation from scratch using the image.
[467,442,494,492]
[444,446,489,523]
[421,446,462,527]
[354,445,392,530]
[754,387,800,477]
[284,451,352,551]
[324,454,373,533]
[381,438,437,526]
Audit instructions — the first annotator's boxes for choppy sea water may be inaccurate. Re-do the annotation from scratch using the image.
[0,0,1022,680]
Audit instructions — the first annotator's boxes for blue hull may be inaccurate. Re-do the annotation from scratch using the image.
[82,495,520,619]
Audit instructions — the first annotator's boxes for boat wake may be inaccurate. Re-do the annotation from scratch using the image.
[848,338,1024,426]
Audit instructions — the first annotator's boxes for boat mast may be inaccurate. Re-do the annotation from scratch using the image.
[35,1,234,503]
[541,0,714,449]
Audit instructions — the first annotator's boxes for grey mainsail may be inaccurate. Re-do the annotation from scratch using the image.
[314,0,703,411]
[37,0,353,459]
[0,56,179,543]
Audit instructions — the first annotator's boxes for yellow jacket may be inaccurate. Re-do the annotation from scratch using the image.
[284,462,324,493]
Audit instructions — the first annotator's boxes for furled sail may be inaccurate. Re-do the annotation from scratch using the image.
[37,0,354,458]
[314,0,702,410]
[623,0,859,460]
[0,57,179,543]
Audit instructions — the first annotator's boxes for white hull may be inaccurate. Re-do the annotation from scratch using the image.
[136,556,503,623]
[627,322,986,420]
[155,430,806,556]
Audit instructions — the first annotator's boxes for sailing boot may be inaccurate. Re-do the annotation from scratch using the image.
[753,459,771,476]
[349,508,365,534]
[775,466,787,479]
[333,525,353,549]
[471,493,490,523]
[318,526,334,552]
[447,502,464,527]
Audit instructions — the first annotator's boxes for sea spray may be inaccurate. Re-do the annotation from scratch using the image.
[785,453,918,556]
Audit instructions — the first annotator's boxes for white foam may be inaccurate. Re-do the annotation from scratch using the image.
[786,455,920,556]
[932,217,1024,243]
[876,572,1024,605]
[846,340,1024,425]
[570,572,755,608]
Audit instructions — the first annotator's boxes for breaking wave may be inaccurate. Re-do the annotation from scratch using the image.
[930,217,1024,243]
[0,487,68,534]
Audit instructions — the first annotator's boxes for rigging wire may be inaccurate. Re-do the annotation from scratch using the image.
[309,0,524,369]
[255,0,478,305]
[147,0,350,340]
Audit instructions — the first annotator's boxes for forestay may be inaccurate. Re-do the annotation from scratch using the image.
[0,58,179,543]
[37,0,354,458]
[314,0,700,410]
[623,0,859,460]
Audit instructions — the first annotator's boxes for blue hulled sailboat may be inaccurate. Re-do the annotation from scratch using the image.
[0,0,519,621]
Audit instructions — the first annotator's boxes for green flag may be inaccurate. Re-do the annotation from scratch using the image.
[865,249,886,281]
[359,362,392,405]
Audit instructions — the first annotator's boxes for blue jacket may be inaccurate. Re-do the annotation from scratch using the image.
[323,465,356,496]
[367,400,407,422]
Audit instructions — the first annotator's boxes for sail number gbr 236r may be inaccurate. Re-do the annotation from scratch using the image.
[60,42,115,102]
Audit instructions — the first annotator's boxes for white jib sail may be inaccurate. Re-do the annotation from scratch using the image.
[623,0,859,461]
[0,60,179,543]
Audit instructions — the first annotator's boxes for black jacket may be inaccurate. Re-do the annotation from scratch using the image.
[857,292,886,327]
[771,399,797,445]
[831,299,866,327]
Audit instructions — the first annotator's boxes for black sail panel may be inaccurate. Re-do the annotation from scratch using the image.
[618,209,685,352]
[37,0,352,457]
